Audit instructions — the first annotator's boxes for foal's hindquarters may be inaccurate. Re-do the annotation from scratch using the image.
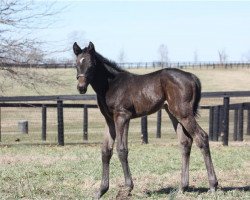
[165,104,218,192]
[162,70,218,192]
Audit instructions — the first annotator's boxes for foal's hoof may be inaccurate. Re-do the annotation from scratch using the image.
[179,186,189,193]
[209,186,218,193]
[94,192,101,200]
[94,189,106,200]
[209,188,216,193]
[209,181,218,193]
[116,186,132,200]
[95,184,109,199]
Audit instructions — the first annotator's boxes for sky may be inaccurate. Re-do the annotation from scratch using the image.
[35,0,250,62]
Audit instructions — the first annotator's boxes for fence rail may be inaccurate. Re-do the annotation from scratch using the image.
[0,95,97,102]
[201,91,250,98]
[1,61,250,69]
[0,92,250,146]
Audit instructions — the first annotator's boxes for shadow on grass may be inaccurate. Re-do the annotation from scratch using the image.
[146,185,250,196]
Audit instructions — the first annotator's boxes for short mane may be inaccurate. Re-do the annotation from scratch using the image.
[95,52,127,75]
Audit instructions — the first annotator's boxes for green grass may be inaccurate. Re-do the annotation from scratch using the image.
[0,67,250,199]
[0,141,249,199]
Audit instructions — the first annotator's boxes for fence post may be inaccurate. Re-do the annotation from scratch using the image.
[219,106,224,134]
[141,116,148,144]
[42,105,47,141]
[238,105,244,141]
[0,107,1,142]
[213,106,220,141]
[209,107,214,141]
[247,110,250,135]
[83,105,88,141]
[57,100,64,146]
[222,97,230,146]
[156,110,162,138]
[233,109,238,141]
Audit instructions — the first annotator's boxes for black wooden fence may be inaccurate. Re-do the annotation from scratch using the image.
[200,103,250,142]
[201,91,250,145]
[0,91,250,146]
[136,91,250,145]
[0,95,96,145]
[0,102,98,145]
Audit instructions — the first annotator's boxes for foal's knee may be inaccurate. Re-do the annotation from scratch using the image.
[195,132,209,150]
[117,147,128,161]
[180,135,193,147]
[102,148,113,163]
[180,140,192,156]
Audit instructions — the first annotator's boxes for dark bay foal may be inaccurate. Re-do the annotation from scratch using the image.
[73,42,218,198]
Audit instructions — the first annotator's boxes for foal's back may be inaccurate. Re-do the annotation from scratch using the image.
[105,68,200,118]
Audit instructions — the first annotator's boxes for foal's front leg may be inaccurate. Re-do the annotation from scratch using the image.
[96,122,116,199]
[115,113,134,192]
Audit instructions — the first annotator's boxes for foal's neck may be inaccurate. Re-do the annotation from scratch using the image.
[91,53,127,97]
[90,63,116,97]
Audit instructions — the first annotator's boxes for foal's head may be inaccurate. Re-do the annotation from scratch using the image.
[73,42,96,94]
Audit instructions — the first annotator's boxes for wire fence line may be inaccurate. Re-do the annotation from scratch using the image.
[1,61,250,69]
[120,61,250,69]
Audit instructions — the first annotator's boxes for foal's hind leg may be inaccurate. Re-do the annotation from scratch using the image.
[165,106,193,191]
[180,116,218,191]
[96,121,116,199]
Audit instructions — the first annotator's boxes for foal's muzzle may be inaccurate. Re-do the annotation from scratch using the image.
[77,74,88,94]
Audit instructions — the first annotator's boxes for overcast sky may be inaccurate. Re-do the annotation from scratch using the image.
[36,0,250,62]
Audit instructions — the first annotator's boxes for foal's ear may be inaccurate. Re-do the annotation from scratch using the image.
[73,42,82,56]
[88,42,95,53]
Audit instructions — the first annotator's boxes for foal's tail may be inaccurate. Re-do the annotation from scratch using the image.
[192,74,202,117]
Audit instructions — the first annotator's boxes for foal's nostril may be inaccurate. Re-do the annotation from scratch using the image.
[77,85,87,94]
[79,89,86,94]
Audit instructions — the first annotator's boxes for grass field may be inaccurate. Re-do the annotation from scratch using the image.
[0,141,249,199]
[1,67,250,96]
[0,67,250,199]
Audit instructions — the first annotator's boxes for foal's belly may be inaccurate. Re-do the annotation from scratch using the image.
[130,92,165,118]
[106,73,165,118]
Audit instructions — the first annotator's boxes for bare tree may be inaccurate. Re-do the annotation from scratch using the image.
[218,49,228,64]
[0,0,65,93]
[158,44,169,67]
[193,50,199,64]
[117,48,126,64]
[67,30,87,60]
[0,0,59,63]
